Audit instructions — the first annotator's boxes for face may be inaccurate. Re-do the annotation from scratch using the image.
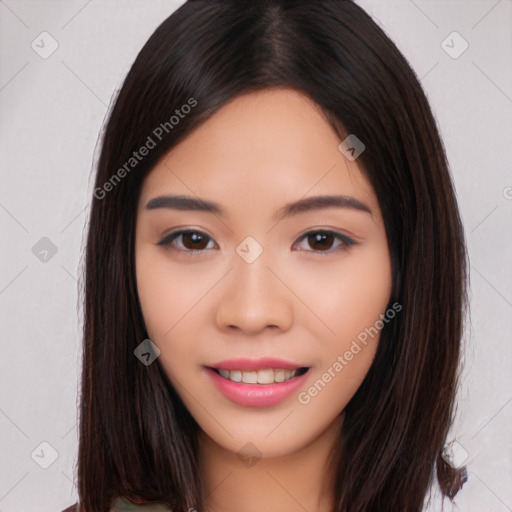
[135,88,392,459]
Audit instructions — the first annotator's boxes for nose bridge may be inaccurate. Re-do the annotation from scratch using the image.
[215,244,294,333]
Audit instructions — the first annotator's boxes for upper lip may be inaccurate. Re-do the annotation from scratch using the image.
[207,357,309,371]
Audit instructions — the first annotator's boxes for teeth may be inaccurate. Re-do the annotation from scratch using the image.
[257,368,274,384]
[242,371,258,384]
[230,370,242,382]
[216,368,302,384]
[274,369,285,383]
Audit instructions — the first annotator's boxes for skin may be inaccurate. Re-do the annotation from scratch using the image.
[135,88,392,512]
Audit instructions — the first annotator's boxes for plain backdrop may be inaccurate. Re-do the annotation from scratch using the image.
[0,1,511,511]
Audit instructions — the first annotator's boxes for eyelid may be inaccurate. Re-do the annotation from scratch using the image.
[293,229,357,254]
[156,228,216,252]
[157,227,358,255]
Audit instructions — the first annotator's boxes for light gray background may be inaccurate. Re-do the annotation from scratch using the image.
[0,1,511,511]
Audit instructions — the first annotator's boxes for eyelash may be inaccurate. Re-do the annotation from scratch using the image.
[156,229,357,256]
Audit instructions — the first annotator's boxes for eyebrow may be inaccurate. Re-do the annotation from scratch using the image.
[145,194,372,221]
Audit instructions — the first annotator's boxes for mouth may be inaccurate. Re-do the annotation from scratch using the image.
[209,366,310,385]
[204,359,311,407]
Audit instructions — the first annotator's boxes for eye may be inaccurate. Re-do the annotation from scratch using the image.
[157,229,216,253]
[293,230,356,254]
[156,229,356,255]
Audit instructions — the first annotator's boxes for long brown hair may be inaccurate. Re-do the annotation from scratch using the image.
[77,1,469,510]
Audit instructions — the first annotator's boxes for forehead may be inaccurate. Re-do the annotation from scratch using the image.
[138,88,379,218]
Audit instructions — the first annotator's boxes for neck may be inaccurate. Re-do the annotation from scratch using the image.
[198,414,343,512]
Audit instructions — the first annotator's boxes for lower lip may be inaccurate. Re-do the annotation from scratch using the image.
[205,367,310,407]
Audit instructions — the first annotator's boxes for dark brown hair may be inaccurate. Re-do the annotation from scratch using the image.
[76,1,469,510]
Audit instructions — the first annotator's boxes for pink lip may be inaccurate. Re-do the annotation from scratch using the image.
[204,363,310,408]
[208,357,306,371]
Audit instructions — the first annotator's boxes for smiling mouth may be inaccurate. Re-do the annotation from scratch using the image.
[210,367,310,384]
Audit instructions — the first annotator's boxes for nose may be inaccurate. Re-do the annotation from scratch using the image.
[215,252,294,335]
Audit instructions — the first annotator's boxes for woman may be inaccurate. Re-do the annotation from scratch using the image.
[64,0,469,510]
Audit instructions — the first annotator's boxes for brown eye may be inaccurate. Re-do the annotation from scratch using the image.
[294,230,356,254]
[180,231,210,250]
[157,230,215,252]
[307,232,335,251]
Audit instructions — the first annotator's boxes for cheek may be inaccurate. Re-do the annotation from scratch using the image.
[136,254,171,340]
[135,251,214,375]
[292,244,391,411]
[293,245,392,345]
[306,248,391,408]
[136,251,201,338]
